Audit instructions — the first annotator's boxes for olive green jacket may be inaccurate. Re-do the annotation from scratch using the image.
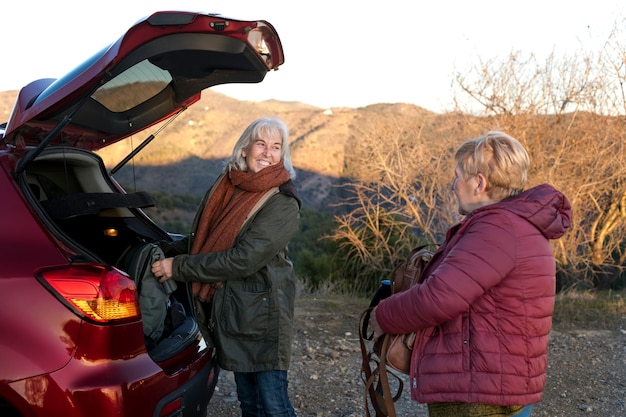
[165,186,300,372]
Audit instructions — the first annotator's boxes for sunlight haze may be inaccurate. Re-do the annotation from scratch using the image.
[1,0,624,112]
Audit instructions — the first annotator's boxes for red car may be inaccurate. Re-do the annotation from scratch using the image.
[0,10,284,417]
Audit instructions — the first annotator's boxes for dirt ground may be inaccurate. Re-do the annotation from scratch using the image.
[206,296,626,417]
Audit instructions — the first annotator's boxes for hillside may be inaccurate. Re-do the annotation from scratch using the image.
[0,89,436,214]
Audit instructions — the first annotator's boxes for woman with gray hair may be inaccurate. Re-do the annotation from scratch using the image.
[152,117,300,417]
[371,131,572,417]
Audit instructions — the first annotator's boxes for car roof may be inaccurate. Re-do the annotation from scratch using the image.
[1,10,284,152]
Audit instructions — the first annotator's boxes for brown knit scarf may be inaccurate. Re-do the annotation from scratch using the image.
[190,161,290,301]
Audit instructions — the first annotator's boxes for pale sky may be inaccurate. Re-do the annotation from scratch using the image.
[1,1,624,112]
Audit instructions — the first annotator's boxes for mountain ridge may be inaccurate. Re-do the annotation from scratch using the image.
[0,89,436,214]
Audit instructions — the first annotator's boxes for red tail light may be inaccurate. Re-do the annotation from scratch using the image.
[160,397,182,416]
[38,264,141,323]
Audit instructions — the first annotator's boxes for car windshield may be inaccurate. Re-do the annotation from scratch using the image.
[92,60,172,112]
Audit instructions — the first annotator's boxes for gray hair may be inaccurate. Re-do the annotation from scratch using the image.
[225,117,296,180]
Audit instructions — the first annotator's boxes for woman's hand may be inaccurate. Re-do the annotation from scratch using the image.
[369,307,385,341]
[151,258,174,282]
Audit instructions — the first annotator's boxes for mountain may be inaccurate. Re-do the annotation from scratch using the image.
[0,89,435,214]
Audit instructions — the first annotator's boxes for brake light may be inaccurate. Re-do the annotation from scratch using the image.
[246,23,284,69]
[39,264,140,323]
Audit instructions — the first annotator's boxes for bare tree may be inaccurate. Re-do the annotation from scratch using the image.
[328,113,459,292]
[453,37,626,288]
[325,20,626,292]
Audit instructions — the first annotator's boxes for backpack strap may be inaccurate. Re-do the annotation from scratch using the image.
[359,308,403,417]
[240,186,280,230]
[359,243,436,417]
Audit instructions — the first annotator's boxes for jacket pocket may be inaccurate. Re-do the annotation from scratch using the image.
[221,284,270,340]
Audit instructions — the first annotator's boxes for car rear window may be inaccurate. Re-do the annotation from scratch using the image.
[92,59,172,112]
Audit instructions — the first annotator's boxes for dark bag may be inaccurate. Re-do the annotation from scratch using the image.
[117,242,178,349]
[359,245,434,417]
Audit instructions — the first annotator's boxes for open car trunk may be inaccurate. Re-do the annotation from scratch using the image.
[2,10,285,365]
[19,146,198,362]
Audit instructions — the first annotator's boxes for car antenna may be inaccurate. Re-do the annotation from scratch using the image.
[109,106,187,176]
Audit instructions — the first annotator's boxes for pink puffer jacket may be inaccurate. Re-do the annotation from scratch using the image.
[375,184,572,405]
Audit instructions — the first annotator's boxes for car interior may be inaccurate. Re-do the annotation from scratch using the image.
[22,146,199,361]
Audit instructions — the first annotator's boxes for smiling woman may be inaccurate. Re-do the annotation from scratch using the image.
[240,120,287,173]
[151,117,302,417]
[0,9,285,417]
[242,134,282,173]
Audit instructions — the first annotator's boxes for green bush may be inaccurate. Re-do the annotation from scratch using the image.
[289,207,341,289]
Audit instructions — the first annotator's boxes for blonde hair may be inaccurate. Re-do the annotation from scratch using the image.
[455,131,529,200]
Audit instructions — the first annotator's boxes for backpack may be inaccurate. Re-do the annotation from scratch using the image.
[359,245,434,417]
[117,242,178,349]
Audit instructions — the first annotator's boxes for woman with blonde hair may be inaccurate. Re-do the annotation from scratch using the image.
[371,131,572,417]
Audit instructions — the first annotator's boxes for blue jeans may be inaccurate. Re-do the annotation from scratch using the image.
[234,370,296,417]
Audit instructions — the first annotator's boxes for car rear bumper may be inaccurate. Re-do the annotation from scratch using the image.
[6,350,219,417]
[153,359,220,417]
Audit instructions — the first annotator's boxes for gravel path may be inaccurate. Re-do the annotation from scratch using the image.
[206,297,626,417]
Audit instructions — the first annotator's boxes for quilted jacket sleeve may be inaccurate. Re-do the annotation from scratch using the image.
[376,210,517,335]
